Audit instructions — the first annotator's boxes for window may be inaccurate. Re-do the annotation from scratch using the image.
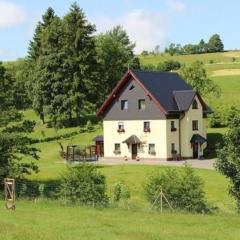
[114,143,121,154]
[148,144,156,155]
[138,99,146,110]
[171,143,176,154]
[118,122,125,132]
[144,121,150,132]
[121,100,128,110]
[192,120,198,131]
[171,121,177,131]
[192,99,198,109]
[129,85,135,91]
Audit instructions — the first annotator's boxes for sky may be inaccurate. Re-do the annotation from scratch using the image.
[0,0,240,61]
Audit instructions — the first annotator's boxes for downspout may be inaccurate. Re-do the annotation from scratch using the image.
[179,111,185,157]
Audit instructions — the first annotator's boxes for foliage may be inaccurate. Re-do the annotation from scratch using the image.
[0,64,39,185]
[0,62,22,125]
[96,25,140,106]
[164,34,224,55]
[216,114,240,209]
[4,59,32,109]
[112,182,131,203]
[208,111,222,128]
[180,61,221,97]
[85,120,94,132]
[208,34,224,53]
[141,60,181,72]
[157,60,181,71]
[27,4,99,126]
[60,164,108,206]
[145,165,211,213]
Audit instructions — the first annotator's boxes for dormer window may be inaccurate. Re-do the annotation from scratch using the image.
[121,100,128,110]
[192,99,198,109]
[138,99,146,110]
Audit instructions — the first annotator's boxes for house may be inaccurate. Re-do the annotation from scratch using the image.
[97,70,212,161]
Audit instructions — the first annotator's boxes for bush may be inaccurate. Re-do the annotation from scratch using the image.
[112,182,131,203]
[85,120,94,132]
[145,165,211,213]
[60,164,108,206]
[208,111,222,128]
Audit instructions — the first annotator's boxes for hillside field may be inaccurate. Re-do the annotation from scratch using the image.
[1,51,240,239]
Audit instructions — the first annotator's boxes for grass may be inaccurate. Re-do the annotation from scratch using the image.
[0,200,240,240]
[5,58,239,239]
[140,51,240,65]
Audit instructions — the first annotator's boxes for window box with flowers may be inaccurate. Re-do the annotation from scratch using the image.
[148,150,156,155]
[143,121,150,133]
[144,128,151,132]
[117,128,125,133]
[113,150,121,154]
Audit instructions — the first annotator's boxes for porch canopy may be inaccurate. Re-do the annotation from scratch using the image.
[92,135,103,142]
[190,134,206,145]
[123,135,142,144]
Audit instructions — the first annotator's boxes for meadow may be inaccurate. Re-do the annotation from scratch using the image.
[1,51,240,239]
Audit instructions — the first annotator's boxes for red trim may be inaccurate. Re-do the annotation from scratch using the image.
[97,70,168,116]
[97,71,131,116]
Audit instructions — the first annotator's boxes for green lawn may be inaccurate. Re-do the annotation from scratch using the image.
[1,52,238,239]
[139,51,240,71]
[0,200,239,240]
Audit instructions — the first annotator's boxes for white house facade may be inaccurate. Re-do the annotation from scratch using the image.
[97,70,211,161]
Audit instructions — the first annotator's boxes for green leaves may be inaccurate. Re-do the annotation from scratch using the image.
[180,61,221,97]
[216,114,240,209]
[96,26,140,106]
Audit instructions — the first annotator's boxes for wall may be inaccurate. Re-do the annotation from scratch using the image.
[166,119,180,158]
[180,96,206,158]
[103,78,166,120]
[103,120,167,159]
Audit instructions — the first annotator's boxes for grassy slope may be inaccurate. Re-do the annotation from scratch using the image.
[0,201,239,240]
[5,54,239,239]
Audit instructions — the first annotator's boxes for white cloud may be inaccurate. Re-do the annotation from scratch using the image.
[123,9,168,53]
[167,0,185,13]
[0,0,26,28]
[0,48,17,58]
[95,9,169,53]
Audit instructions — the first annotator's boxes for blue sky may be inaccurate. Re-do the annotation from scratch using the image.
[0,0,240,61]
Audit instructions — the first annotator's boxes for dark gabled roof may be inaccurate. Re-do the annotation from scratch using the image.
[190,134,207,144]
[131,70,193,112]
[97,69,212,116]
[173,90,196,111]
[122,135,142,144]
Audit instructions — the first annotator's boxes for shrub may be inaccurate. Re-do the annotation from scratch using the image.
[85,120,94,132]
[145,165,211,213]
[209,59,214,64]
[208,111,222,128]
[112,182,131,203]
[60,164,108,206]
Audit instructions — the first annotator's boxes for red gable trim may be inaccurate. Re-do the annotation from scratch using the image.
[97,70,167,117]
[130,70,167,114]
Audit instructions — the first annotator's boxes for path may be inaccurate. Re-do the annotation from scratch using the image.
[98,158,215,170]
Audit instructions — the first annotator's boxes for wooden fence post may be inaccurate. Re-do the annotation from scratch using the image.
[4,178,16,210]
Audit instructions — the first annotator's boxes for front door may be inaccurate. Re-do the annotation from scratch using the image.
[132,144,138,160]
[193,143,198,159]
